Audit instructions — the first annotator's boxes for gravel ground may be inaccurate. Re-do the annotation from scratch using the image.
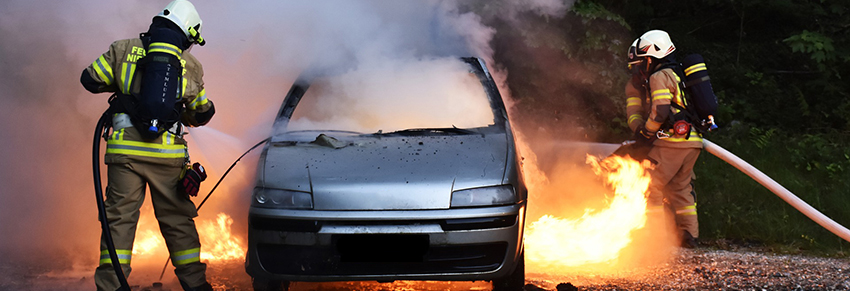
[2,244,849,291]
[526,245,850,291]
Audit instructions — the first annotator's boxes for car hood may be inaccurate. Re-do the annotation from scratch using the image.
[259,133,509,210]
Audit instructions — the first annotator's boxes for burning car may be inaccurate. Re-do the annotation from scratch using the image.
[245,57,527,291]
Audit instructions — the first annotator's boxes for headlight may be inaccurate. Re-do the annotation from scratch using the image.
[450,185,516,208]
[252,187,313,209]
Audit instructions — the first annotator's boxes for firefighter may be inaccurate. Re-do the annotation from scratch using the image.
[626,30,702,248]
[80,1,215,290]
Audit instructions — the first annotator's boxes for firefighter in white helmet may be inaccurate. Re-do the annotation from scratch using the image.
[625,30,703,248]
[81,1,214,290]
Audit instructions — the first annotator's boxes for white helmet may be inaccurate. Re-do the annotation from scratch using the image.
[627,39,640,63]
[156,0,205,46]
[635,30,674,59]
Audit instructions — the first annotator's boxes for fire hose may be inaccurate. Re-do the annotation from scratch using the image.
[93,111,132,291]
[702,139,850,243]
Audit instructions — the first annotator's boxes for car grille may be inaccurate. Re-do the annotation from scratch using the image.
[250,215,516,232]
[256,241,508,275]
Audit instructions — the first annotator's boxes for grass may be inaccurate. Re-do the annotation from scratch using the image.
[694,124,850,256]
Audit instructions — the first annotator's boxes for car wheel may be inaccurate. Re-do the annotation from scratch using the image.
[252,278,290,291]
[492,250,525,291]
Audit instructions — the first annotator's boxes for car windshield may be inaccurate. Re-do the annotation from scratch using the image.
[286,58,496,134]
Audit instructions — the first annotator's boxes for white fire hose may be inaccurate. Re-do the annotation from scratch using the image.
[703,139,850,243]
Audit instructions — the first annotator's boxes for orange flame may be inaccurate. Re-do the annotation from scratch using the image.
[131,212,245,263]
[132,229,165,256]
[525,154,651,271]
[197,213,246,261]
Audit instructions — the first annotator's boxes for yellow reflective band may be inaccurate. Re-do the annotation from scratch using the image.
[676,205,696,210]
[148,42,182,57]
[188,89,208,110]
[651,89,672,101]
[100,249,132,255]
[93,56,114,85]
[665,134,703,143]
[107,139,187,159]
[685,63,707,76]
[120,62,137,95]
[171,248,201,265]
[99,249,132,265]
[181,78,187,98]
[627,97,642,107]
[628,114,642,124]
[676,208,698,216]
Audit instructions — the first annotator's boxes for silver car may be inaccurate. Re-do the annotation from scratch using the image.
[245,57,527,291]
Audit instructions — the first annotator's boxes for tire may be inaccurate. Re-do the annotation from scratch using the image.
[252,278,290,291]
[492,250,525,291]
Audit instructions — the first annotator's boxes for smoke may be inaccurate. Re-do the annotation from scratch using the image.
[0,1,684,289]
[0,0,571,270]
[283,57,494,133]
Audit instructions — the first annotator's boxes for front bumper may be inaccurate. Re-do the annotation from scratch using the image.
[245,204,525,282]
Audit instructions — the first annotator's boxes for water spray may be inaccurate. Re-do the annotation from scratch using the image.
[703,139,850,242]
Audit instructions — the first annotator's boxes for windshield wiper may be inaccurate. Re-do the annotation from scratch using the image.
[372,127,478,136]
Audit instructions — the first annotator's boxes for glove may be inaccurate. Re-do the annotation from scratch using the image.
[179,162,207,197]
[633,125,656,147]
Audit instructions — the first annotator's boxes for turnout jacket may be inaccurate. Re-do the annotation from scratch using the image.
[625,68,702,149]
[83,38,213,166]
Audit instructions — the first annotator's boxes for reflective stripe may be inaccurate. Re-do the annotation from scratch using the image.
[628,114,642,124]
[676,205,697,216]
[171,248,201,265]
[181,78,187,98]
[651,89,672,101]
[188,89,208,110]
[685,63,707,76]
[107,139,187,159]
[99,249,132,265]
[664,135,703,143]
[120,62,136,95]
[148,42,182,57]
[93,56,114,85]
[627,97,642,107]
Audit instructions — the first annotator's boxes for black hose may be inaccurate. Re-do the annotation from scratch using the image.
[196,137,270,210]
[93,112,132,291]
[158,137,271,281]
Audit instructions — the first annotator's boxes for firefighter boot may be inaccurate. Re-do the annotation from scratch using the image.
[180,281,214,291]
[681,230,698,249]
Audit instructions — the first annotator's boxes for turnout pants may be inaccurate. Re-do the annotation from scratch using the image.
[647,146,701,238]
[95,162,207,291]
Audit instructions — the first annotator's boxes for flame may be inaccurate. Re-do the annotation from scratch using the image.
[197,213,246,261]
[130,212,245,263]
[133,229,165,256]
[525,154,651,270]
